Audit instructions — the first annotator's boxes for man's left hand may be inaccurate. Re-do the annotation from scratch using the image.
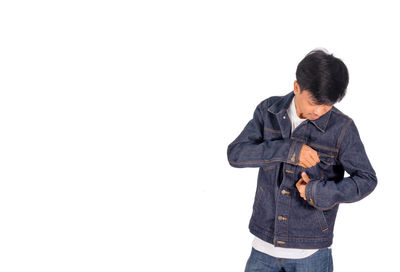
[296,172,311,200]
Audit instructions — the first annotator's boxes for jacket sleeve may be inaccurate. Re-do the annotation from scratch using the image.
[227,100,304,168]
[305,119,377,210]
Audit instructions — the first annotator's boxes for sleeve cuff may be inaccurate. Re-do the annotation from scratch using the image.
[305,179,318,207]
[287,139,304,165]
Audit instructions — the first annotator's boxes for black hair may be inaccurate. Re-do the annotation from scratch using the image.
[296,49,349,105]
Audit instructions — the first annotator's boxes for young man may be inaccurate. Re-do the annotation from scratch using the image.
[227,49,377,272]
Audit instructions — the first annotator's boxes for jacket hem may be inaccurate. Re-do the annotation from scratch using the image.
[249,222,333,249]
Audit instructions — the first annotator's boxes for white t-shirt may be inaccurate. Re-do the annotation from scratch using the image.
[251,95,329,258]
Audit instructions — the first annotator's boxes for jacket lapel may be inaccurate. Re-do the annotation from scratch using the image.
[267,91,294,139]
[267,91,333,135]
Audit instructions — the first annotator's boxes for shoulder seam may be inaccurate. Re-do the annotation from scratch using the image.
[331,107,351,120]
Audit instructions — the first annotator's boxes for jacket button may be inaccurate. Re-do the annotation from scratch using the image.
[290,152,296,162]
[278,216,287,221]
[281,189,290,195]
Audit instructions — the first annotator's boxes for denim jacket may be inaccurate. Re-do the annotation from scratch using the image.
[227,91,377,249]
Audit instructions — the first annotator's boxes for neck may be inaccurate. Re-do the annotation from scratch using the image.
[293,96,305,119]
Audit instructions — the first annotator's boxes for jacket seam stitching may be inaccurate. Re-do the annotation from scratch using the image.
[315,210,323,231]
[336,118,353,150]
[229,158,285,166]
[308,143,339,153]
[275,235,332,241]
[264,127,281,133]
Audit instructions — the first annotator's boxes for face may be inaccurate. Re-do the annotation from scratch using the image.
[293,81,333,120]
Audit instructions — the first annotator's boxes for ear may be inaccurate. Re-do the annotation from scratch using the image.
[293,80,300,95]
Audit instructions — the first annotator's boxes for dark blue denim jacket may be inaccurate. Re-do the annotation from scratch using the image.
[227,91,377,249]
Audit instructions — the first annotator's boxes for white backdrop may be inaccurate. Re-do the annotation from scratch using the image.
[0,1,397,271]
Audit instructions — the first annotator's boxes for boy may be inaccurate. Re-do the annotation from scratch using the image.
[227,49,377,271]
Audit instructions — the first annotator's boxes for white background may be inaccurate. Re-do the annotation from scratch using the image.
[0,1,397,271]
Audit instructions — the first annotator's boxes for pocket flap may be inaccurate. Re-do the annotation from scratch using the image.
[317,152,335,168]
[308,143,338,169]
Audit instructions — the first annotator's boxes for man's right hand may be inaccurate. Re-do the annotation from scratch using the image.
[298,144,320,168]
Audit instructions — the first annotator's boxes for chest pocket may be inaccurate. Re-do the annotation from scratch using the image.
[317,151,336,169]
[303,144,338,181]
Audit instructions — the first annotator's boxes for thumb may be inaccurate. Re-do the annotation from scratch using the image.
[301,171,311,183]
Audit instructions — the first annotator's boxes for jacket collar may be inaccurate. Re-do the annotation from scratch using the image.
[267,91,333,133]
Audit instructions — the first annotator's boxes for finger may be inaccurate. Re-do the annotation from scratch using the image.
[295,179,302,189]
[301,157,312,168]
[301,172,311,183]
[296,179,306,191]
[306,154,319,167]
[299,144,306,156]
[298,162,307,168]
[311,151,320,164]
